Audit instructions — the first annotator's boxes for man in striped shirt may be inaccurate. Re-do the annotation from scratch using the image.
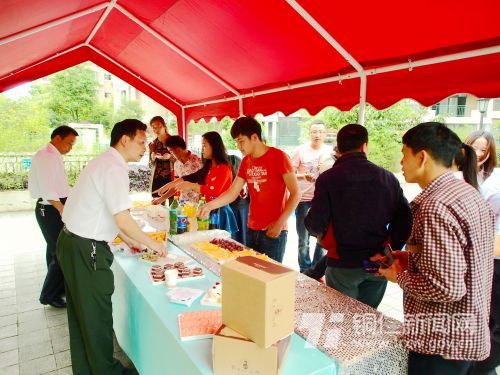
[378,122,495,374]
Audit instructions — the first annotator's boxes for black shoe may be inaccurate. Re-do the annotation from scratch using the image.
[122,368,138,375]
[41,298,67,308]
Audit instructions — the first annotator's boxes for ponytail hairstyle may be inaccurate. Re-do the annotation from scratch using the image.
[455,144,479,190]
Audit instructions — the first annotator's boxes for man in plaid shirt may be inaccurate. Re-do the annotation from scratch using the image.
[378,122,495,374]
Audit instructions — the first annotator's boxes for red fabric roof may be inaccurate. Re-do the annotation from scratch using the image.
[1,0,499,133]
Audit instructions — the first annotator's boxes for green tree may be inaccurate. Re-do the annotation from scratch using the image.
[0,94,50,152]
[310,100,426,172]
[112,98,145,125]
[33,63,100,126]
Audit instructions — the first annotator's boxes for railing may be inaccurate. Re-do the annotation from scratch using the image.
[434,104,466,117]
[0,153,96,173]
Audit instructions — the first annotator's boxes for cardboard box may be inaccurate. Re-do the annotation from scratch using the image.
[221,256,296,348]
[213,325,291,375]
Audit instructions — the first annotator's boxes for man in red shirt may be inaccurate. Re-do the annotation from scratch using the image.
[200,116,301,262]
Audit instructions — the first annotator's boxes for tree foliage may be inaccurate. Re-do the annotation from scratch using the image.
[0,62,151,153]
[312,101,426,171]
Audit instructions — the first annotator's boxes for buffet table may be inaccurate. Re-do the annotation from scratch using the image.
[111,240,338,375]
[111,207,407,374]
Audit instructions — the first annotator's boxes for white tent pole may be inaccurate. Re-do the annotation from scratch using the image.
[87,44,182,107]
[181,107,187,141]
[184,72,358,108]
[285,0,367,124]
[358,75,367,125]
[239,98,244,117]
[115,4,240,97]
[185,46,500,109]
[86,0,116,44]
[0,43,86,82]
[0,2,108,47]
[367,46,500,75]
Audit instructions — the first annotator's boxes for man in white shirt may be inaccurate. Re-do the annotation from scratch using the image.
[28,125,78,308]
[291,120,333,272]
[57,119,166,375]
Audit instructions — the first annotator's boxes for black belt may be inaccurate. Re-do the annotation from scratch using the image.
[62,226,108,245]
[37,197,67,205]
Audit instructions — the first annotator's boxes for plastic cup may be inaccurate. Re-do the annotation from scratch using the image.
[164,269,178,288]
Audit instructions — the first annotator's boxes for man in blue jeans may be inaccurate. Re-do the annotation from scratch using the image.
[305,124,412,308]
[200,116,300,262]
[291,120,334,272]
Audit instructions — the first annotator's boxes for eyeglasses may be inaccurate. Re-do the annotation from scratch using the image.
[310,130,326,135]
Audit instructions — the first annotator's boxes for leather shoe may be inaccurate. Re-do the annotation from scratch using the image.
[41,299,67,308]
[122,368,138,375]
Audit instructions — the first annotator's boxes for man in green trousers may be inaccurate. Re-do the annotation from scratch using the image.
[57,119,166,374]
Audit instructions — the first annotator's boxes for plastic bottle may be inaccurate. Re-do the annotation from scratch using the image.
[176,199,188,234]
[169,195,179,235]
[208,198,220,230]
[197,196,209,231]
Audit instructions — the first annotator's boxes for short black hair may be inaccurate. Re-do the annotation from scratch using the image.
[336,124,368,153]
[110,119,147,147]
[149,116,165,126]
[231,116,262,140]
[165,135,186,150]
[51,125,78,140]
[402,122,461,168]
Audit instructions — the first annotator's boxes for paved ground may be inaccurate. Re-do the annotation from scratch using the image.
[0,211,134,375]
[0,201,404,374]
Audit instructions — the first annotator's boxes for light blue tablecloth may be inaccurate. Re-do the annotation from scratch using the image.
[111,241,338,375]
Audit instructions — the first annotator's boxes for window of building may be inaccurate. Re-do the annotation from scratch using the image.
[104,74,112,80]
[121,90,127,97]
[434,95,466,117]
[104,92,111,98]
[493,99,500,111]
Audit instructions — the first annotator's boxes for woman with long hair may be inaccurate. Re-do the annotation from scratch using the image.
[153,131,232,203]
[152,132,238,233]
[148,116,173,198]
[465,130,500,374]
[465,130,497,185]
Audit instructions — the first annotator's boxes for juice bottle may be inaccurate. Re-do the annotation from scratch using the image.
[169,195,179,235]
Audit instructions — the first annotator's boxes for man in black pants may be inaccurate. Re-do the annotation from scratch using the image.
[28,125,78,308]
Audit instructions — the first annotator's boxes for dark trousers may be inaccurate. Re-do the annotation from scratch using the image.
[325,266,387,308]
[151,175,171,198]
[408,351,474,375]
[56,229,123,375]
[230,203,249,246]
[473,259,500,375]
[35,200,65,304]
[247,228,287,263]
[295,201,326,272]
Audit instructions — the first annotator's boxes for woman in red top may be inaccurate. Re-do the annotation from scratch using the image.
[153,131,232,203]
[175,131,232,200]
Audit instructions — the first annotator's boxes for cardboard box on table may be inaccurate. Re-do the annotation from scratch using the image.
[213,325,291,375]
[221,256,296,348]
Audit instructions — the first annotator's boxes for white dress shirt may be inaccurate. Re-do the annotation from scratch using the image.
[62,148,132,242]
[28,143,70,204]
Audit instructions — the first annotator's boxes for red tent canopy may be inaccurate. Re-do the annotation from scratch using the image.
[1,0,499,137]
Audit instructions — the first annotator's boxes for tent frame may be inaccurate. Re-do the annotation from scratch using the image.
[1,0,499,136]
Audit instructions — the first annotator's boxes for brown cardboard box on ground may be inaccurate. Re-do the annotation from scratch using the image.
[221,256,296,348]
[213,325,291,375]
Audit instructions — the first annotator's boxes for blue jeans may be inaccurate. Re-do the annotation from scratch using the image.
[247,229,287,263]
[295,201,326,273]
[325,266,387,308]
[230,204,249,246]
